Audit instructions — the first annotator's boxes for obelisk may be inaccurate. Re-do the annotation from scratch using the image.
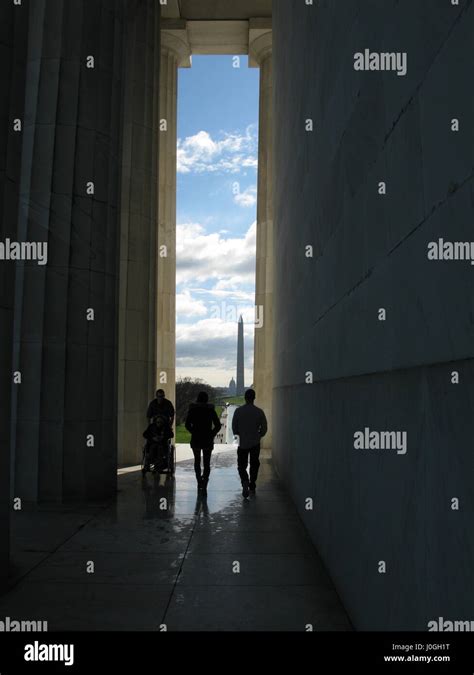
[236,316,245,396]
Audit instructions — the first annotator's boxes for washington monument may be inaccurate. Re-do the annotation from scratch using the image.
[236,316,245,396]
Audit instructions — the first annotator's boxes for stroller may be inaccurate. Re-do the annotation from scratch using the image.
[141,413,176,476]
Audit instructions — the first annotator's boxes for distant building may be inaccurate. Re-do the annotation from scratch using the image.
[228,377,236,396]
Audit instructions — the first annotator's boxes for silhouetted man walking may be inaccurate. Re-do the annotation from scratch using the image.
[185,392,221,495]
[232,389,267,499]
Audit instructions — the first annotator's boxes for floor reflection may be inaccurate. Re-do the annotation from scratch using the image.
[0,450,352,631]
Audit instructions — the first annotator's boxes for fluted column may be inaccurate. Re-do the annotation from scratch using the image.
[250,24,273,450]
[157,27,191,417]
[12,0,127,502]
[118,0,162,464]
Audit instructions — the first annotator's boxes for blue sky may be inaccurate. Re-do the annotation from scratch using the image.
[176,56,259,387]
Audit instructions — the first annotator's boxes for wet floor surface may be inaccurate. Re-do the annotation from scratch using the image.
[0,451,352,631]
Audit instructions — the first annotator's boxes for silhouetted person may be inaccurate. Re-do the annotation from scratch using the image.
[232,389,267,499]
[143,415,173,474]
[185,392,221,495]
[147,389,175,427]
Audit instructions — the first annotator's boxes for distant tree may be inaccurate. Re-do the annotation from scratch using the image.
[175,377,219,425]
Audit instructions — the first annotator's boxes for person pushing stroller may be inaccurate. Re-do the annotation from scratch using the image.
[143,414,173,474]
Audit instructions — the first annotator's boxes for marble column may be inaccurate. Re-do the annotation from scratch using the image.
[118,0,162,464]
[12,0,128,502]
[250,24,273,450]
[157,27,191,420]
[0,0,28,590]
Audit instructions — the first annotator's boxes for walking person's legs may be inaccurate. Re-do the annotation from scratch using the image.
[249,445,261,491]
[192,448,202,488]
[237,447,251,498]
[201,448,212,494]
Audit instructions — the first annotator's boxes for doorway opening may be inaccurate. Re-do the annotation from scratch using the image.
[174,55,260,443]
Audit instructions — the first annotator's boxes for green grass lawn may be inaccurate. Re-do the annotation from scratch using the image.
[175,425,191,444]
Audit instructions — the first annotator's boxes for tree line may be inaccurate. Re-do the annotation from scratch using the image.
[175,377,226,426]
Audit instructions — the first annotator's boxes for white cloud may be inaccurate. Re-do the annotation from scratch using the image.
[176,290,208,318]
[176,221,256,286]
[177,126,258,175]
[199,283,255,301]
[234,185,257,208]
[177,317,251,344]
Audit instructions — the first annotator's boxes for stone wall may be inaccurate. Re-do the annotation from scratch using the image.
[272,0,474,630]
[0,0,28,591]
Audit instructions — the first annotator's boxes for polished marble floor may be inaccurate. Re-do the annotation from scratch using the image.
[0,450,352,631]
